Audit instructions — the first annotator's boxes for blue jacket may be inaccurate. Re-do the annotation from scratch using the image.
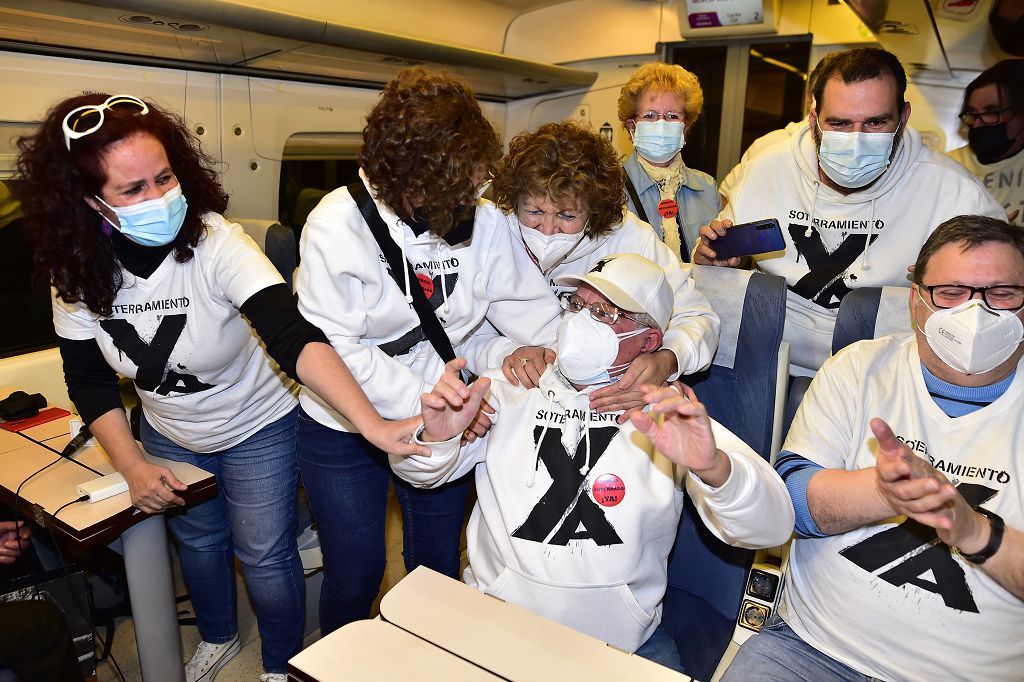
[623,151,721,261]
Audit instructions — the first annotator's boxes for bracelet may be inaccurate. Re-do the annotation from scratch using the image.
[956,507,1005,565]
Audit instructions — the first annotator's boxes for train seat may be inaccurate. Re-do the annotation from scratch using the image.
[832,285,913,353]
[667,266,789,680]
[233,218,298,290]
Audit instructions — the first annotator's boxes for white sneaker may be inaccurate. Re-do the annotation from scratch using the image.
[259,674,287,682]
[185,633,241,682]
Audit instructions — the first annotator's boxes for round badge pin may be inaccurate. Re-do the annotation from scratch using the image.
[416,272,435,298]
[657,199,678,219]
[592,473,625,507]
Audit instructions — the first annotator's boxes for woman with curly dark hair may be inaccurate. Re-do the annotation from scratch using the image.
[293,67,562,636]
[18,92,427,682]
[488,120,720,411]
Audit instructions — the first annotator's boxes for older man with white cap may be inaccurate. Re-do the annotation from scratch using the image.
[390,253,794,673]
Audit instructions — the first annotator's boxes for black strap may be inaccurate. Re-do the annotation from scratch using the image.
[622,170,649,224]
[349,182,456,362]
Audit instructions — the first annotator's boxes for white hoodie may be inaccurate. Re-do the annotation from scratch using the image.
[390,365,794,652]
[720,123,1005,374]
[295,171,563,431]
[464,210,721,378]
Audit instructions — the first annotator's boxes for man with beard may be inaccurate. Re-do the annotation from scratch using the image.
[696,48,1005,375]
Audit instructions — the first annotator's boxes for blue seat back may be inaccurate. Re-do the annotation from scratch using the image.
[665,267,787,677]
[832,285,912,353]
[234,219,298,290]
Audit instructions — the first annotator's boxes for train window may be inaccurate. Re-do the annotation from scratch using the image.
[278,132,362,247]
[0,179,57,358]
[0,122,58,358]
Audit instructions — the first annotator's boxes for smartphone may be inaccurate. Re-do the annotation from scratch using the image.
[710,218,785,260]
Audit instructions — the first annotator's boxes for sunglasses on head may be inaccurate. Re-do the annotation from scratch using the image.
[62,95,149,151]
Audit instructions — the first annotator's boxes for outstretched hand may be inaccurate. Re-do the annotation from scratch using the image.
[421,358,492,443]
[630,383,731,487]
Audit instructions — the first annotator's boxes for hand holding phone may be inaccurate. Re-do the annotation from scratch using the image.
[706,218,785,260]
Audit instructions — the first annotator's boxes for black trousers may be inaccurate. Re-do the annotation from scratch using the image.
[0,600,82,682]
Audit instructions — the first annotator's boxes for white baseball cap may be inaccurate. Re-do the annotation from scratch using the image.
[554,253,672,331]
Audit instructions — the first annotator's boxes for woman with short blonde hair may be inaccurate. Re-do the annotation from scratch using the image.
[617,63,720,262]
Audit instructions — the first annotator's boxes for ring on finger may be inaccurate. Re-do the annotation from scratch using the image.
[520,358,529,367]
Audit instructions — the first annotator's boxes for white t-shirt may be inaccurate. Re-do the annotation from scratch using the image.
[948,145,1024,225]
[781,334,1024,681]
[53,213,297,452]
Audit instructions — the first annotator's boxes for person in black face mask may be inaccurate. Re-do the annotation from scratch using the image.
[948,59,1024,224]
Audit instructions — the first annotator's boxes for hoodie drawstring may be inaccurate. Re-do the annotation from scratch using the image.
[527,389,557,488]
[398,220,413,304]
[860,197,875,272]
[805,181,820,239]
[437,242,451,315]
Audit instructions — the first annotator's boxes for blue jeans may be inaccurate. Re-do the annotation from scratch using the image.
[722,614,880,681]
[295,408,470,635]
[634,623,685,673]
[141,408,304,674]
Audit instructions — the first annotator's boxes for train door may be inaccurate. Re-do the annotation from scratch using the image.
[665,36,812,182]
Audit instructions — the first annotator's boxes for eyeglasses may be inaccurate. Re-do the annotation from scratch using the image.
[919,283,1024,311]
[62,95,149,150]
[633,110,684,123]
[517,205,588,230]
[958,108,1013,126]
[561,294,647,326]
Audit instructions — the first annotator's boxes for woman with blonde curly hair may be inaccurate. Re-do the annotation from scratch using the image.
[618,62,721,262]
[293,67,562,635]
[487,120,719,414]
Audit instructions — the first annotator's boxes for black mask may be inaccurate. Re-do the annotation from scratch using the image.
[969,123,1016,163]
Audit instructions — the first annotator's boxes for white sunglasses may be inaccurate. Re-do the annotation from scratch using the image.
[62,94,149,150]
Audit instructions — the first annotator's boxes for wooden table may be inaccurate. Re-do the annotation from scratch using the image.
[0,408,216,682]
[290,566,690,681]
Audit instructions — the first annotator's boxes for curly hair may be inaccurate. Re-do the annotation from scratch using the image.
[359,67,501,237]
[491,120,625,239]
[17,93,228,316]
[617,63,704,129]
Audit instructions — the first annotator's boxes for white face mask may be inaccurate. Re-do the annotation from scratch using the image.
[555,310,646,385]
[632,120,685,164]
[921,297,1024,375]
[520,224,587,276]
[816,122,898,189]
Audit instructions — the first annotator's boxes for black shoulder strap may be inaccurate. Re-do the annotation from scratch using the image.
[622,169,649,224]
[348,181,456,362]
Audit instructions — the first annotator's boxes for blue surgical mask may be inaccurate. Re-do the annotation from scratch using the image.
[95,185,188,247]
[816,122,898,189]
[632,120,685,164]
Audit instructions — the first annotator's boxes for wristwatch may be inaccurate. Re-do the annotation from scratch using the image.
[956,507,1005,565]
